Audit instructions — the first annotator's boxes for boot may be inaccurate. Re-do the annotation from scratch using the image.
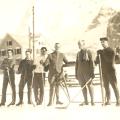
[56,100,63,105]
[91,98,95,106]
[116,100,120,106]
[80,88,88,106]
[36,100,42,105]
[16,101,23,106]
[47,87,54,107]
[7,101,15,107]
[91,101,95,106]
[8,93,16,107]
[79,101,89,106]
[47,102,52,106]
[28,89,32,104]
[28,100,32,104]
[47,95,53,106]
[105,101,111,105]
[0,102,5,107]
[16,91,23,106]
[28,96,32,104]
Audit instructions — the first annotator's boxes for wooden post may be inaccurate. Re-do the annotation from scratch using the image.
[28,27,31,49]
[32,6,35,61]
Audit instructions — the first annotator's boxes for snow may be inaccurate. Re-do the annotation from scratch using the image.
[0,65,120,120]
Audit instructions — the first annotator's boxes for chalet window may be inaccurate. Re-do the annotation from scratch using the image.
[1,50,6,56]
[17,48,21,54]
[9,41,12,46]
[7,40,12,46]
[14,49,16,55]
[16,48,21,54]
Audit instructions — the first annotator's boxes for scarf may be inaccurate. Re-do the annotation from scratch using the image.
[80,49,89,62]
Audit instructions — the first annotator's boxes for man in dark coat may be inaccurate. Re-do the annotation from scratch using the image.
[16,49,34,106]
[96,37,120,106]
[45,43,68,106]
[0,49,16,107]
[75,40,95,106]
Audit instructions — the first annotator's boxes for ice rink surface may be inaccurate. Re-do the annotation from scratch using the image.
[0,65,120,120]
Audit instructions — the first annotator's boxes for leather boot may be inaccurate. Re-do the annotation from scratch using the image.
[0,102,5,107]
[28,89,32,104]
[16,101,23,106]
[7,101,15,107]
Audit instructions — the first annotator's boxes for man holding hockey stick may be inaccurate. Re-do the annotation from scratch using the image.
[95,37,120,106]
[0,49,16,107]
[16,49,35,106]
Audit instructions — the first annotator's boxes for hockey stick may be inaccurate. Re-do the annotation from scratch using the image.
[98,54,106,105]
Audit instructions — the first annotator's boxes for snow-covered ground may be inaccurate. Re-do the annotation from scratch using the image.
[0,65,120,120]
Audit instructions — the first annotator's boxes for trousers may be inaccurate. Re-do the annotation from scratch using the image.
[33,73,45,104]
[48,72,63,104]
[18,74,32,102]
[1,71,16,104]
[102,71,120,102]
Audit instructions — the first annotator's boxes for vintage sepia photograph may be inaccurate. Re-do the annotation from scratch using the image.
[0,0,120,120]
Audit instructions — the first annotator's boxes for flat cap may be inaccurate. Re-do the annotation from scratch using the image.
[41,47,47,51]
[7,49,13,53]
[26,49,32,53]
[100,37,108,41]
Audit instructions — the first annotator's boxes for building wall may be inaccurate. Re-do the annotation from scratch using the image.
[0,34,47,66]
[0,34,22,65]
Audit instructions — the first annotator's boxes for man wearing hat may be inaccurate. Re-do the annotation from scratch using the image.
[16,49,34,106]
[33,47,48,105]
[0,49,16,107]
[95,37,120,106]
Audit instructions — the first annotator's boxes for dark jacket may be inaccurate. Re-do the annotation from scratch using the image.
[45,51,68,74]
[18,58,34,77]
[0,58,15,74]
[96,47,115,73]
[75,49,94,81]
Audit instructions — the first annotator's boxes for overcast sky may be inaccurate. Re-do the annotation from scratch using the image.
[0,0,120,47]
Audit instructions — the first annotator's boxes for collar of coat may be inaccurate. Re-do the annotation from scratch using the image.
[25,57,32,61]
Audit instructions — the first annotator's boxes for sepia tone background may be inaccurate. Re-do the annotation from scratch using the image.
[0,0,120,120]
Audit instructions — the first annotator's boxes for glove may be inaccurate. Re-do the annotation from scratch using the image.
[97,50,103,55]
[90,71,95,79]
[91,73,95,79]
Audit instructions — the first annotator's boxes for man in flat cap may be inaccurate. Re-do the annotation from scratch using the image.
[16,49,34,106]
[95,37,120,106]
[33,47,48,105]
[0,49,16,107]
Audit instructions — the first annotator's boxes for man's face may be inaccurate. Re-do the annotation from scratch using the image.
[8,50,13,58]
[78,40,85,50]
[55,43,60,52]
[25,51,31,59]
[41,49,47,55]
[101,41,108,48]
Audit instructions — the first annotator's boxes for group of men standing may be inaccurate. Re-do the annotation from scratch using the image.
[0,43,68,107]
[0,37,120,107]
[76,37,120,106]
